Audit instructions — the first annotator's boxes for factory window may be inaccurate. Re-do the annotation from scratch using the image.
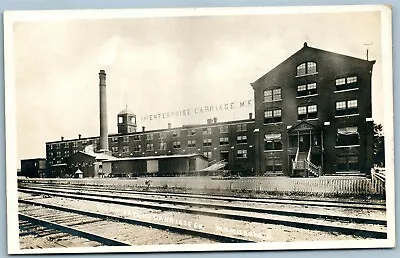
[133,135,141,141]
[264,133,282,151]
[56,151,61,157]
[188,129,196,136]
[159,142,166,150]
[146,143,154,151]
[335,76,358,91]
[63,143,68,148]
[118,117,123,124]
[159,132,167,139]
[73,150,78,154]
[296,62,317,76]
[146,134,153,141]
[112,137,118,142]
[64,150,69,156]
[203,128,212,135]
[266,157,282,173]
[173,141,181,149]
[336,127,359,146]
[48,152,53,158]
[203,138,212,147]
[335,99,358,116]
[263,88,281,102]
[219,137,229,145]
[337,155,359,171]
[237,123,247,132]
[134,145,141,152]
[55,143,60,149]
[112,146,119,153]
[188,140,196,148]
[219,125,229,133]
[72,142,77,148]
[49,161,53,165]
[298,104,317,120]
[203,151,212,159]
[237,135,247,144]
[48,144,53,150]
[264,109,282,124]
[172,131,180,137]
[123,145,129,153]
[237,149,247,158]
[297,82,317,97]
[123,136,129,143]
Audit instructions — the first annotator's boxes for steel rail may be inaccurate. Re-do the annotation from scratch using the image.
[19,199,253,243]
[19,186,386,226]
[19,213,131,246]
[19,183,386,209]
[19,188,387,239]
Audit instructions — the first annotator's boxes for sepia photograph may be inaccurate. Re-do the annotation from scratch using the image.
[4,5,395,254]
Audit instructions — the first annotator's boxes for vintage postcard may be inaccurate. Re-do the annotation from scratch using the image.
[4,5,394,254]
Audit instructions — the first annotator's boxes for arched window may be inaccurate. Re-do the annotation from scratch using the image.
[296,62,317,76]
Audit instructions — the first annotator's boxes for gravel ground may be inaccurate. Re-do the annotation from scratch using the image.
[19,193,380,244]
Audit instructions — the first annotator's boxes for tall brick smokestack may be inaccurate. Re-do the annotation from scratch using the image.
[99,70,109,152]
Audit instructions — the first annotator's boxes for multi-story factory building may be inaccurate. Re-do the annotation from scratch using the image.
[251,43,375,176]
[44,43,375,178]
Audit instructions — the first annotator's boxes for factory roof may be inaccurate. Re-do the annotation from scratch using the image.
[118,106,135,115]
[103,153,207,162]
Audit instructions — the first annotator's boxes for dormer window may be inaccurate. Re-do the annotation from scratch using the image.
[296,62,317,76]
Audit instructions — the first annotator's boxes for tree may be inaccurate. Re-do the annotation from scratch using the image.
[373,123,385,167]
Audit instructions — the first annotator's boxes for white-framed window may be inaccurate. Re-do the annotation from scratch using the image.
[203,127,212,135]
[237,149,248,158]
[203,138,212,147]
[237,135,247,144]
[219,125,229,133]
[203,151,212,159]
[335,76,358,91]
[134,145,141,152]
[296,62,317,76]
[298,104,317,120]
[264,109,282,124]
[146,143,154,151]
[172,131,180,137]
[263,88,281,102]
[297,82,317,97]
[123,136,129,143]
[188,140,196,147]
[133,135,141,141]
[159,142,166,150]
[219,137,229,145]
[335,99,358,116]
[237,123,247,132]
[146,134,153,141]
[173,141,181,149]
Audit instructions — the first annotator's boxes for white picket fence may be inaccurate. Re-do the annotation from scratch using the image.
[19,175,384,196]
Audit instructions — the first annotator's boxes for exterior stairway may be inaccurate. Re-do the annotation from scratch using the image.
[200,159,228,171]
[292,149,320,177]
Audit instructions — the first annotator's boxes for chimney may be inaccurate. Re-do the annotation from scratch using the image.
[249,113,253,119]
[99,70,109,152]
[213,117,217,123]
[142,126,145,132]
[207,119,213,124]
[61,136,64,141]
[168,123,171,129]
[78,134,81,139]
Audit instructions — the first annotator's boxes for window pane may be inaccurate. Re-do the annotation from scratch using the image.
[336,78,346,85]
[297,85,307,91]
[297,63,306,76]
[273,109,282,117]
[273,88,281,100]
[307,62,317,74]
[298,106,307,114]
[347,100,358,108]
[308,105,317,113]
[347,76,357,83]
[336,101,346,110]
[307,83,317,90]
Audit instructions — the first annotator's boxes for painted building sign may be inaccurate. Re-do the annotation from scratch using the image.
[140,99,254,121]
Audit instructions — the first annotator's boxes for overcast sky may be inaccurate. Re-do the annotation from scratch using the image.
[11,9,384,165]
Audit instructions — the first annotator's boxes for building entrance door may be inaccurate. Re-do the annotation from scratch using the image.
[299,134,310,152]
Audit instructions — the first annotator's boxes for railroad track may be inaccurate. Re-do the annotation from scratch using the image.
[18,185,387,242]
[19,182,386,210]
[18,200,239,249]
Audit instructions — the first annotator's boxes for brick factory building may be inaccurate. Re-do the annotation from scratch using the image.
[44,43,375,178]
